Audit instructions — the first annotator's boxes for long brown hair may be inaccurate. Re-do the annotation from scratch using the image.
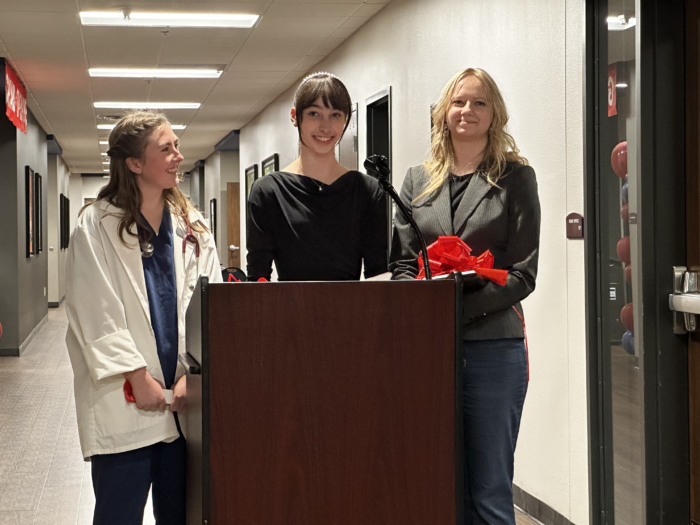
[293,72,352,146]
[87,110,205,245]
[418,68,528,201]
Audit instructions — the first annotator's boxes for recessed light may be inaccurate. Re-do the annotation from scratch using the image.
[89,68,222,79]
[80,11,258,28]
[94,102,201,109]
[101,152,108,156]
[97,124,186,130]
[607,15,636,31]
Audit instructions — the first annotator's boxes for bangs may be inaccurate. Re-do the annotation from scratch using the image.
[295,76,352,119]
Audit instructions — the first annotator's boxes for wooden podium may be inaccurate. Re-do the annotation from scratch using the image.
[181,276,463,525]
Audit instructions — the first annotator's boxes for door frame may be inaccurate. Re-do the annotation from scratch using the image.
[584,0,690,523]
[686,0,700,521]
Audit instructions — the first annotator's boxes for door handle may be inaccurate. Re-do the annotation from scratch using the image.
[179,352,201,375]
[229,245,239,252]
[668,266,699,333]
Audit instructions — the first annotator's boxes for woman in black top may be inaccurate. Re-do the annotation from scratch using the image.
[247,72,388,281]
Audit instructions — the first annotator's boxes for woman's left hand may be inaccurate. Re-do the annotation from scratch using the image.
[170,375,186,412]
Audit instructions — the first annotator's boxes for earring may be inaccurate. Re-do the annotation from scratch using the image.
[443,123,449,134]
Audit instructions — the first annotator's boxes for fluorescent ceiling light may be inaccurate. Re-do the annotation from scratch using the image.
[101,152,108,156]
[89,68,222,79]
[103,176,110,178]
[80,11,258,28]
[94,102,201,109]
[607,15,636,31]
[103,161,110,164]
[616,83,628,88]
[99,141,109,145]
[98,124,186,130]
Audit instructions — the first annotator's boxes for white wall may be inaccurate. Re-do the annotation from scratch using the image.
[238,0,588,522]
[80,176,108,203]
[68,173,82,232]
[46,155,70,304]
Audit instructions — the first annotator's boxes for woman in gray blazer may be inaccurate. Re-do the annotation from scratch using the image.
[391,68,540,525]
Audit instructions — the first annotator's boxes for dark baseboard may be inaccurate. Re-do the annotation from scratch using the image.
[48,302,59,308]
[513,484,573,525]
[0,348,20,357]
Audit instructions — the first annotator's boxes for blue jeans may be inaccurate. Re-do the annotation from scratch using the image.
[462,338,528,525]
[91,430,186,525]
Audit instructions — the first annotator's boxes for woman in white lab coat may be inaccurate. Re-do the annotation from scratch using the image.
[64,110,222,524]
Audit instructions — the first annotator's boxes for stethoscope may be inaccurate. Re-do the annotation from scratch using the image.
[140,214,200,259]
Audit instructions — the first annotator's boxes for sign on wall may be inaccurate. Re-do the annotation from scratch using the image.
[607,63,617,117]
[5,61,27,133]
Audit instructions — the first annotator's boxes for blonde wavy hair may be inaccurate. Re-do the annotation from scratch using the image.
[85,110,206,245]
[418,68,527,201]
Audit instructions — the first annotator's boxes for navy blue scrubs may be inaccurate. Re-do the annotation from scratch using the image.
[91,207,185,525]
[138,207,179,388]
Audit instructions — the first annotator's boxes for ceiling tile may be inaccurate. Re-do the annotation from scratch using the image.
[90,77,154,101]
[264,3,359,17]
[159,47,238,61]
[0,0,77,12]
[1,32,83,48]
[329,15,369,39]
[148,78,219,100]
[236,36,324,57]
[309,37,344,56]
[0,11,78,25]
[293,55,322,72]
[229,55,304,73]
[353,3,387,17]
[252,15,346,38]
[164,36,247,48]
[218,70,288,83]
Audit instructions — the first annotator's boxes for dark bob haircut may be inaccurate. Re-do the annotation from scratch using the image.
[293,72,352,146]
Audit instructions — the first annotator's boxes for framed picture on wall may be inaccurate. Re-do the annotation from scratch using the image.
[245,164,258,204]
[35,173,42,253]
[209,198,217,242]
[261,153,279,177]
[26,166,35,257]
[60,194,70,250]
[59,194,65,250]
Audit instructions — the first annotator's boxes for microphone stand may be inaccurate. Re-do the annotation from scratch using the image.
[364,155,432,280]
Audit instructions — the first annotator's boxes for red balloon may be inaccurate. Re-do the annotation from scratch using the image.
[621,302,634,333]
[617,236,631,265]
[620,203,629,224]
[611,141,628,178]
[624,264,632,285]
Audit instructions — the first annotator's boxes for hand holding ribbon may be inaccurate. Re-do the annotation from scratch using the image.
[416,236,508,285]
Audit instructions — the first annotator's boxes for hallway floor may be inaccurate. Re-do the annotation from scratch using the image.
[0,306,539,525]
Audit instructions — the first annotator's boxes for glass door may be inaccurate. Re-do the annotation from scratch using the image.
[587,0,689,522]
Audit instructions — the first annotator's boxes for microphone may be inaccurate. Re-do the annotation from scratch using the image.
[364,155,432,280]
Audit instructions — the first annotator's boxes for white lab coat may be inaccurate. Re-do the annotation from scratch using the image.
[64,200,223,459]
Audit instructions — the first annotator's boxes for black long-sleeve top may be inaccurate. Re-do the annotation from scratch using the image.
[246,170,388,281]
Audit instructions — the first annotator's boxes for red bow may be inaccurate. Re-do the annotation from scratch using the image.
[416,236,508,285]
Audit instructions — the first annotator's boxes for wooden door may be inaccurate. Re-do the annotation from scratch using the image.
[227,182,240,269]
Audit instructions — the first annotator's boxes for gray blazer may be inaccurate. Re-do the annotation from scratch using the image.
[390,163,541,340]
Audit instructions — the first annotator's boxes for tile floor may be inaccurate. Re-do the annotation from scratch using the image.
[0,305,539,525]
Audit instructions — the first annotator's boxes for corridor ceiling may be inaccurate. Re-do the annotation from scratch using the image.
[0,0,390,173]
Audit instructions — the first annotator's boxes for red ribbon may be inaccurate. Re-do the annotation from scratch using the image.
[416,236,508,285]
